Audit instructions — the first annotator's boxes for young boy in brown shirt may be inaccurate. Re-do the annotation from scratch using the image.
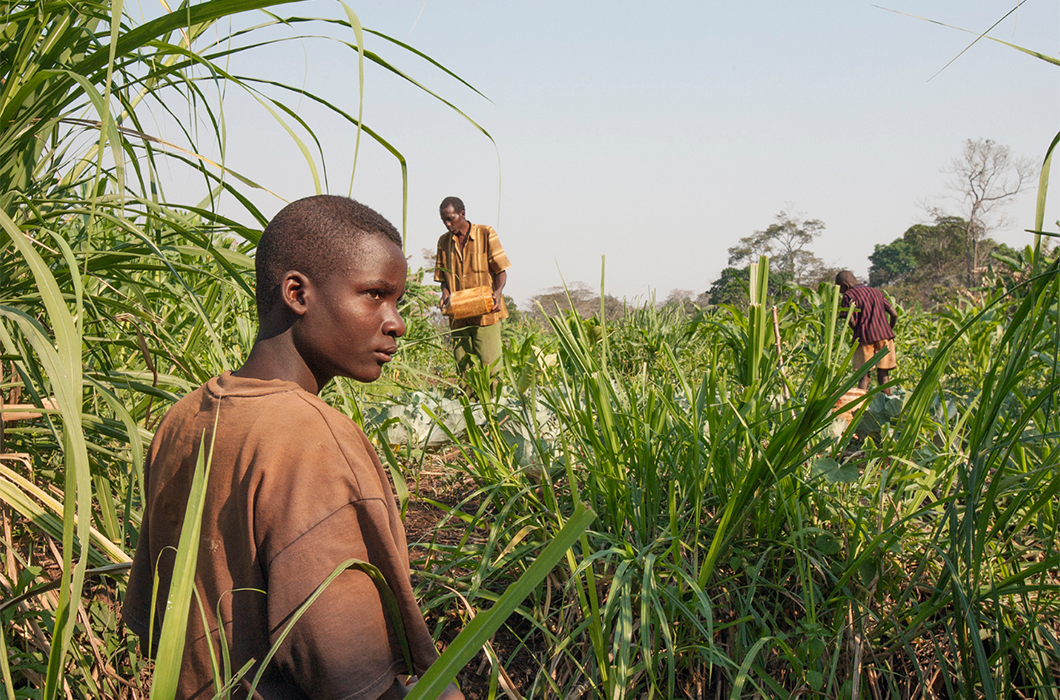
[124,196,462,699]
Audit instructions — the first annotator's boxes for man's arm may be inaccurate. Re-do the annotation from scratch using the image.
[491,269,506,311]
[439,281,450,310]
[264,499,447,699]
[483,227,511,313]
[840,292,859,329]
[435,239,450,310]
[884,298,898,330]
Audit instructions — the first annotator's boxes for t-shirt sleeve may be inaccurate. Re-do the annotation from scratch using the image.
[252,403,439,699]
[124,437,156,641]
[264,501,412,700]
[123,499,153,643]
[485,227,511,275]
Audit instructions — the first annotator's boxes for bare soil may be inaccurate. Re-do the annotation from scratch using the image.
[403,451,545,700]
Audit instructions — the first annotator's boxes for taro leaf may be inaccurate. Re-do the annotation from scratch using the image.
[859,557,878,585]
[883,395,904,419]
[501,428,533,467]
[869,393,904,420]
[858,412,884,435]
[811,457,860,483]
[816,533,842,556]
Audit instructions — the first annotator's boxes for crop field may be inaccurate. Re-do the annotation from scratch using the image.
[2,1,1060,699]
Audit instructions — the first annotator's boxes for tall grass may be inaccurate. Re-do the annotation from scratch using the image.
[0,0,492,695]
[386,26,1060,700]
[3,2,1060,699]
[403,243,1060,697]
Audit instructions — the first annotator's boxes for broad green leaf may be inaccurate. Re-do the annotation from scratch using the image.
[811,457,860,484]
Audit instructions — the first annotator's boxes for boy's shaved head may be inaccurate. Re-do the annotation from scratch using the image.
[256,195,402,316]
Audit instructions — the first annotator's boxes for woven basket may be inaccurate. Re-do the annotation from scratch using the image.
[445,286,495,320]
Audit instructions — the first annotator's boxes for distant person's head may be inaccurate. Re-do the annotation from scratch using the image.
[835,270,858,292]
[439,196,464,214]
[439,196,469,235]
[255,195,406,383]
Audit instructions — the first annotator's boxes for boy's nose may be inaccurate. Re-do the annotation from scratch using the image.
[384,308,406,337]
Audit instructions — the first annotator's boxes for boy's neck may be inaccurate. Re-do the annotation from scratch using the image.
[234,331,322,394]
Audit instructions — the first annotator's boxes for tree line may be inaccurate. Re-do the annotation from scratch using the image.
[698,137,1040,309]
[516,137,1041,317]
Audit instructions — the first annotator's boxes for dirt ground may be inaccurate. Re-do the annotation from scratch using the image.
[402,453,544,700]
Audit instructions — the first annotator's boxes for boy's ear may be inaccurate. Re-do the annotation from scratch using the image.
[279,270,312,316]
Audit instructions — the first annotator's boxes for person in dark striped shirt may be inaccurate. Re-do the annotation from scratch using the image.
[836,271,899,395]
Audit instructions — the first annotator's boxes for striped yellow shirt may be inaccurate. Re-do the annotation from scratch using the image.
[435,223,511,328]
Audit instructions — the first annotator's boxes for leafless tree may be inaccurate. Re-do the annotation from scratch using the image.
[945,138,1035,284]
[662,289,694,303]
[531,283,623,320]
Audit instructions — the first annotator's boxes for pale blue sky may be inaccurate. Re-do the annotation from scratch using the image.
[150,1,1060,305]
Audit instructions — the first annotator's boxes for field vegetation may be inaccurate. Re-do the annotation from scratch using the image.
[2,0,1060,698]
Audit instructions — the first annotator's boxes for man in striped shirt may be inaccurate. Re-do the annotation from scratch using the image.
[435,196,512,375]
[836,271,899,395]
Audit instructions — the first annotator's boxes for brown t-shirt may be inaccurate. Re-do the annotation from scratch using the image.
[123,373,438,699]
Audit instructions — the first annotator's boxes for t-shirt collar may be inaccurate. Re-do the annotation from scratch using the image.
[209,370,304,398]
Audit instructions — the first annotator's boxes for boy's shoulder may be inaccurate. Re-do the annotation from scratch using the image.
[154,373,380,489]
[156,373,331,436]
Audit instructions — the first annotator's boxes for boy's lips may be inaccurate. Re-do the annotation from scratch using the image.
[375,347,397,362]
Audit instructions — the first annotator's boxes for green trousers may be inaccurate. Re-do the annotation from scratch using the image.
[452,322,502,374]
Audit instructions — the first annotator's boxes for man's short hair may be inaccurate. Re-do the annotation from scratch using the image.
[835,270,858,288]
[439,196,465,214]
[255,195,402,316]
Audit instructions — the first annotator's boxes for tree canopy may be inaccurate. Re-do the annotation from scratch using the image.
[727,207,829,286]
[869,215,1018,305]
[704,265,794,308]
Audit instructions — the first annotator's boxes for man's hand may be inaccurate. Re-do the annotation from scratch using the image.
[491,287,503,312]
